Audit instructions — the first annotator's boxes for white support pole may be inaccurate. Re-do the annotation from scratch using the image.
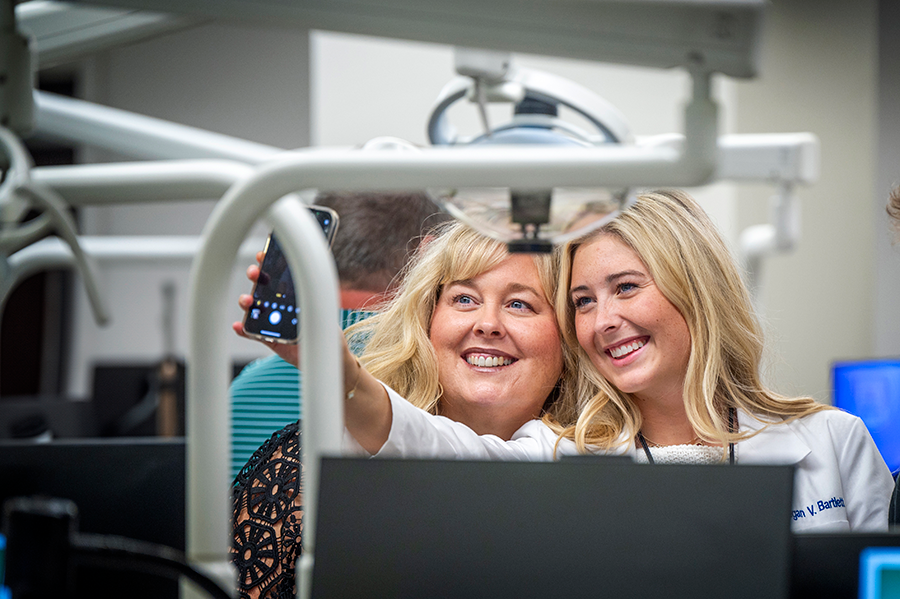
[33,91,285,163]
[186,159,344,586]
[268,199,344,599]
[29,160,254,205]
[3,159,255,326]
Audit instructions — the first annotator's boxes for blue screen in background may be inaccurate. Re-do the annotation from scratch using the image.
[832,360,900,474]
[860,547,900,599]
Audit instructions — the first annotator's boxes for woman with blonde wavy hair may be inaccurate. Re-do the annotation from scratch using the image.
[340,218,578,456]
[559,188,828,453]
[340,189,894,531]
[554,189,892,530]
[345,220,578,428]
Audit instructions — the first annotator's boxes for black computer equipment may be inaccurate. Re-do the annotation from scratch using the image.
[91,362,186,437]
[90,361,248,438]
[0,437,185,599]
[791,532,900,599]
[0,394,97,439]
[312,457,795,599]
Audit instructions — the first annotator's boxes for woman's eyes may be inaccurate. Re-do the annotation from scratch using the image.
[451,293,475,306]
[450,293,535,312]
[446,287,539,313]
[571,282,639,307]
[508,299,534,312]
[572,295,593,309]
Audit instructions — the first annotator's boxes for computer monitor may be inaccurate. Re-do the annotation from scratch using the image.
[312,457,795,599]
[831,359,900,473]
[792,533,900,599]
[0,438,185,599]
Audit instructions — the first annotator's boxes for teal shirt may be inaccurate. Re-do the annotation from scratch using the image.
[230,309,374,479]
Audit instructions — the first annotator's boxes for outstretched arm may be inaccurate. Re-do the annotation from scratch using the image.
[233,253,392,453]
[232,257,558,459]
[341,342,392,453]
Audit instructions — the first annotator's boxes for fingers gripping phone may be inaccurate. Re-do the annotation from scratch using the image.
[242,206,339,344]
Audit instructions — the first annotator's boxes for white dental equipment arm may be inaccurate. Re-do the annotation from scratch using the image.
[629,130,819,308]
[28,159,256,205]
[1,76,284,325]
[0,157,258,325]
[739,183,809,306]
[33,91,283,164]
[0,126,110,325]
[3,0,286,328]
[187,160,345,598]
[0,0,34,135]
[713,132,818,295]
[1,79,286,327]
[2,233,265,319]
[0,89,287,326]
[16,0,198,68]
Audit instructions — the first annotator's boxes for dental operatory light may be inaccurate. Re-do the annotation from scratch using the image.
[427,49,635,252]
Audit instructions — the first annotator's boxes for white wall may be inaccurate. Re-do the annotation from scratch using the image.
[874,0,900,357]
[733,0,879,401]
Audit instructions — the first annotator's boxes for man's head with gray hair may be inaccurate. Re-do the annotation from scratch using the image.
[315,190,452,295]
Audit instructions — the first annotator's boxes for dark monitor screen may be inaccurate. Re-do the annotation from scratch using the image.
[0,438,185,599]
[832,359,900,472]
[312,457,795,599]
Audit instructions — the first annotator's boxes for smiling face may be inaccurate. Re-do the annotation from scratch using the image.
[569,233,691,406]
[429,254,564,439]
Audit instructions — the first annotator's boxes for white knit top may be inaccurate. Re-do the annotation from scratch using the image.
[634,444,730,465]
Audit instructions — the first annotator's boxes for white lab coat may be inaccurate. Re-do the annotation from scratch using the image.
[345,384,895,532]
[736,409,894,532]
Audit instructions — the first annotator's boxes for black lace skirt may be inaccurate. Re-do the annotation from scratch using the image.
[231,421,303,599]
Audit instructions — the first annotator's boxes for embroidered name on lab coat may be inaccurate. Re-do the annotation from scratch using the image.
[792,496,845,521]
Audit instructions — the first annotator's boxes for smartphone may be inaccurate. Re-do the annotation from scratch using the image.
[242,205,339,344]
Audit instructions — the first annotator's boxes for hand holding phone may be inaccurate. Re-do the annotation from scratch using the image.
[242,206,339,344]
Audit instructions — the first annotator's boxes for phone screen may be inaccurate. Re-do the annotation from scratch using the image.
[242,206,339,343]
